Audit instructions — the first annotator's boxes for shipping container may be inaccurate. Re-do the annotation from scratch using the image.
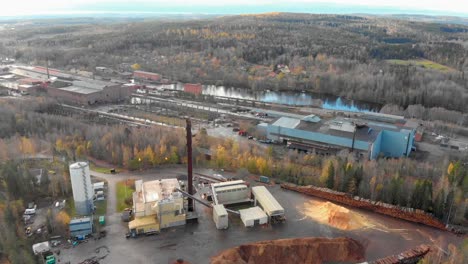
[259,176,270,183]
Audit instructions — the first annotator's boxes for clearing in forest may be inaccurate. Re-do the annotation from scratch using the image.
[386,59,454,72]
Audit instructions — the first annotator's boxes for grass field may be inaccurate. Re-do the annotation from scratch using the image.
[90,162,121,174]
[386,59,453,71]
[94,200,107,216]
[116,180,135,212]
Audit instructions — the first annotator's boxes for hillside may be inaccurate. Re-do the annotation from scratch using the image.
[1,13,467,113]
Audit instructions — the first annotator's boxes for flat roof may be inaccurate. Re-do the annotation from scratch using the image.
[141,178,181,203]
[70,217,91,224]
[212,180,246,188]
[59,85,100,94]
[251,186,284,216]
[215,184,248,193]
[272,117,300,129]
[239,206,267,221]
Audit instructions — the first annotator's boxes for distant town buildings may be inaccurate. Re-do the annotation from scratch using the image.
[183,83,203,95]
[0,66,135,104]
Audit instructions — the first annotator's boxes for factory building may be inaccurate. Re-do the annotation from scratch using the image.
[183,83,203,95]
[211,180,251,205]
[260,113,416,160]
[129,179,186,236]
[69,162,94,216]
[6,66,134,105]
[133,70,161,82]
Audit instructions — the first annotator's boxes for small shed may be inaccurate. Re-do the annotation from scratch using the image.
[32,241,51,255]
[239,207,267,227]
[213,204,228,230]
[69,217,93,239]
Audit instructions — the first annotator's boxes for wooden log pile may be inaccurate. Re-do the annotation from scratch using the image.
[369,244,431,264]
[281,183,447,231]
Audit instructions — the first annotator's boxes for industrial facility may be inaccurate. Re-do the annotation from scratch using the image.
[69,162,94,216]
[1,66,135,104]
[128,179,186,236]
[258,113,418,159]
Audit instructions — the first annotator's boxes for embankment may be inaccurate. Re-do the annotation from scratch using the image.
[281,183,447,231]
[210,237,365,264]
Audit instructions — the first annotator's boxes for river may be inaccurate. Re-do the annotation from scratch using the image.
[166,83,381,112]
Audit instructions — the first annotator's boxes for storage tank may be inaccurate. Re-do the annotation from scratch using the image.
[69,162,93,215]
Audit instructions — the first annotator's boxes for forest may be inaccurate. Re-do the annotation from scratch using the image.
[0,13,467,115]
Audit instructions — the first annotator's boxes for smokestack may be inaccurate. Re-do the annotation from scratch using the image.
[46,59,50,79]
[186,118,194,211]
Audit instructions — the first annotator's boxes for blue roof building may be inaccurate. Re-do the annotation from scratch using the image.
[69,217,93,238]
[261,113,417,160]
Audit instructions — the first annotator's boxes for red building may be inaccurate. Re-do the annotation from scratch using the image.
[183,83,203,95]
[133,70,161,82]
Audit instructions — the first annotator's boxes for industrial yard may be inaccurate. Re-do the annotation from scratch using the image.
[51,166,463,264]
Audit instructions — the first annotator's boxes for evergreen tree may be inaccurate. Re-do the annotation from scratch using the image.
[326,161,335,189]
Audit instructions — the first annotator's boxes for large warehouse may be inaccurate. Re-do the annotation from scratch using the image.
[6,66,134,104]
[259,113,417,160]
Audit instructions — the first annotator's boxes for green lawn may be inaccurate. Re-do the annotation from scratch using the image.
[116,180,135,212]
[386,59,453,72]
[94,200,107,216]
[65,198,76,217]
[90,162,122,174]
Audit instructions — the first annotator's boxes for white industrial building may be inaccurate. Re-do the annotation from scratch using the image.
[211,180,251,205]
[239,206,268,227]
[213,204,228,229]
[69,162,94,215]
[251,186,285,222]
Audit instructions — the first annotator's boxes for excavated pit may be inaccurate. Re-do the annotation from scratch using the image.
[211,237,365,264]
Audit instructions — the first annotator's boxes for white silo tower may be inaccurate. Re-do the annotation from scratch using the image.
[69,162,94,215]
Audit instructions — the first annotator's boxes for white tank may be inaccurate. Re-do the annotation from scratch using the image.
[69,162,93,215]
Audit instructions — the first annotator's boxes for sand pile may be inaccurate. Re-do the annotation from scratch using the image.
[211,237,365,264]
[302,201,373,230]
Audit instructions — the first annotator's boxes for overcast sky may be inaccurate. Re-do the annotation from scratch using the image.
[1,0,467,17]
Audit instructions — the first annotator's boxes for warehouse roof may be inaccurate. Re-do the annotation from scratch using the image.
[251,186,284,217]
[59,86,100,94]
[272,117,300,129]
